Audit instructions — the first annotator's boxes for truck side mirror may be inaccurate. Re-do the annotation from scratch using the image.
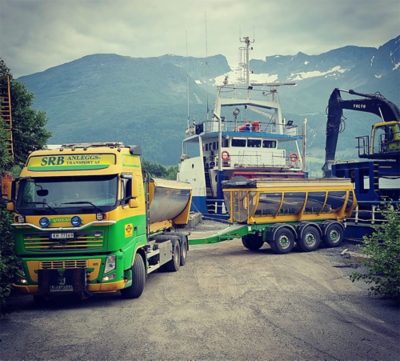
[128,176,142,208]
[6,180,16,211]
[6,201,15,212]
[132,176,141,199]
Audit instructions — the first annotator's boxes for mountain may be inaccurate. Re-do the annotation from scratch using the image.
[18,54,212,164]
[18,36,400,167]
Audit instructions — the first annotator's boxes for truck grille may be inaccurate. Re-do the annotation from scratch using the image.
[40,260,87,269]
[24,231,104,251]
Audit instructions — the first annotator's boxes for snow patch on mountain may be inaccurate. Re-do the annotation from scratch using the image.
[289,66,348,81]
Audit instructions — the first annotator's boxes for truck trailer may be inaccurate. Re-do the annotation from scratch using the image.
[6,142,192,301]
[190,178,357,254]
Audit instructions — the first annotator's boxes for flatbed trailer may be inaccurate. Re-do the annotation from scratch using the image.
[189,178,357,253]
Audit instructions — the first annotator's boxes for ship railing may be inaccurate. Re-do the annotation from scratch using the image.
[206,198,228,215]
[347,201,400,225]
[233,152,288,168]
[198,118,297,135]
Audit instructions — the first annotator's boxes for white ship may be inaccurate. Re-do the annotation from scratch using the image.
[177,37,307,218]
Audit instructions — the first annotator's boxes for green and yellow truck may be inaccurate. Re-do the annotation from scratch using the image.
[6,142,192,301]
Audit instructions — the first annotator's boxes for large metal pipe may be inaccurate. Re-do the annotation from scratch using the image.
[148,178,192,224]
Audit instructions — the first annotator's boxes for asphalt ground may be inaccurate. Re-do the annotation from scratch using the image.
[1,238,399,361]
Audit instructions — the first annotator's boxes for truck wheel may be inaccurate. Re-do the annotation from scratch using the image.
[297,225,321,252]
[165,242,180,272]
[242,234,264,251]
[323,223,344,247]
[180,237,188,266]
[121,253,146,299]
[269,228,295,254]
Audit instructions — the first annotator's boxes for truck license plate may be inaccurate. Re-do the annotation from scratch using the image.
[50,232,74,240]
[49,283,73,293]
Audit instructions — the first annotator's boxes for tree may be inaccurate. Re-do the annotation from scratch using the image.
[0,119,13,171]
[11,82,51,166]
[143,159,178,180]
[351,207,400,299]
[0,58,51,311]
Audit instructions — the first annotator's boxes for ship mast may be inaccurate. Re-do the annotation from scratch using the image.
[239,36,254,88]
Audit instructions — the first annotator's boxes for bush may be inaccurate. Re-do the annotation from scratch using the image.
[0,208,18,312]
[351,207,400,299]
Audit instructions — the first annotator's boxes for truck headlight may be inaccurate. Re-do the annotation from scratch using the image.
[104,255,116,274]
[16,265,28,284]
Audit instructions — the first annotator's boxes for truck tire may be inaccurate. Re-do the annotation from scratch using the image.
[165,242,180,272]
[297,225,321,252]
[121,253,146,299]
[323,222,344,247]
[242,234,264,251]
[269,228,295,254]
[180,237,188,266]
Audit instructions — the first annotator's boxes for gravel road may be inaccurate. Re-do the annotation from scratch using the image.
[1,239,399,361]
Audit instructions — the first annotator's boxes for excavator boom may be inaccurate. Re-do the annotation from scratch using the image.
[323,88,400,177]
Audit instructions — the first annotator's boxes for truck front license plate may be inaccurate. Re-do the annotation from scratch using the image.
[50,232,75,240]
[50,284,73,293]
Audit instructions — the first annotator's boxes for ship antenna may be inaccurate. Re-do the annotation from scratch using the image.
[239,36,255,88]
[185,30,190,129]
[204,12,210,120]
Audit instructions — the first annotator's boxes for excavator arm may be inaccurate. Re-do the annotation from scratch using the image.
[322,88,400,177]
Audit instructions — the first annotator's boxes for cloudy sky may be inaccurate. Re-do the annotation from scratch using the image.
[1,0,399,77]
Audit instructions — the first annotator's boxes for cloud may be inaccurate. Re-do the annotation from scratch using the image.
[1,0,399,76]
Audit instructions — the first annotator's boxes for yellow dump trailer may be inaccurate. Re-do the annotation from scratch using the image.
[190,178,356,254]
[223,178,356,224]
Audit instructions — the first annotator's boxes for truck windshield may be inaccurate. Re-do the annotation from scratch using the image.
[16,175,118,215]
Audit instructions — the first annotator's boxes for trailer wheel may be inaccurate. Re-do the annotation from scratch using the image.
[297,225,321,252]
[180,237,188,266]
[121,253,146,299]
[165,242,181,272]
[323,223,344,247]
[242,234,264,251]
[270,228,295,254]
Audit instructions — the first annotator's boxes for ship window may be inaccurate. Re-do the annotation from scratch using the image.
[255,192,282,216]
[263,140,277,148]
[223,139,229,147]
[248,139,261,148]
[279,192,306,215]
[213,142,218,150]
[304,192,326,213]
[323,191,346,212]
[232,138,246,147]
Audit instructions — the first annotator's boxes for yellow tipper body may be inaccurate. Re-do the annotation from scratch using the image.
[223,178,357,224]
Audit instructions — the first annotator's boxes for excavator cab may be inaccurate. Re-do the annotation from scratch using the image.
[357,120,400,159]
